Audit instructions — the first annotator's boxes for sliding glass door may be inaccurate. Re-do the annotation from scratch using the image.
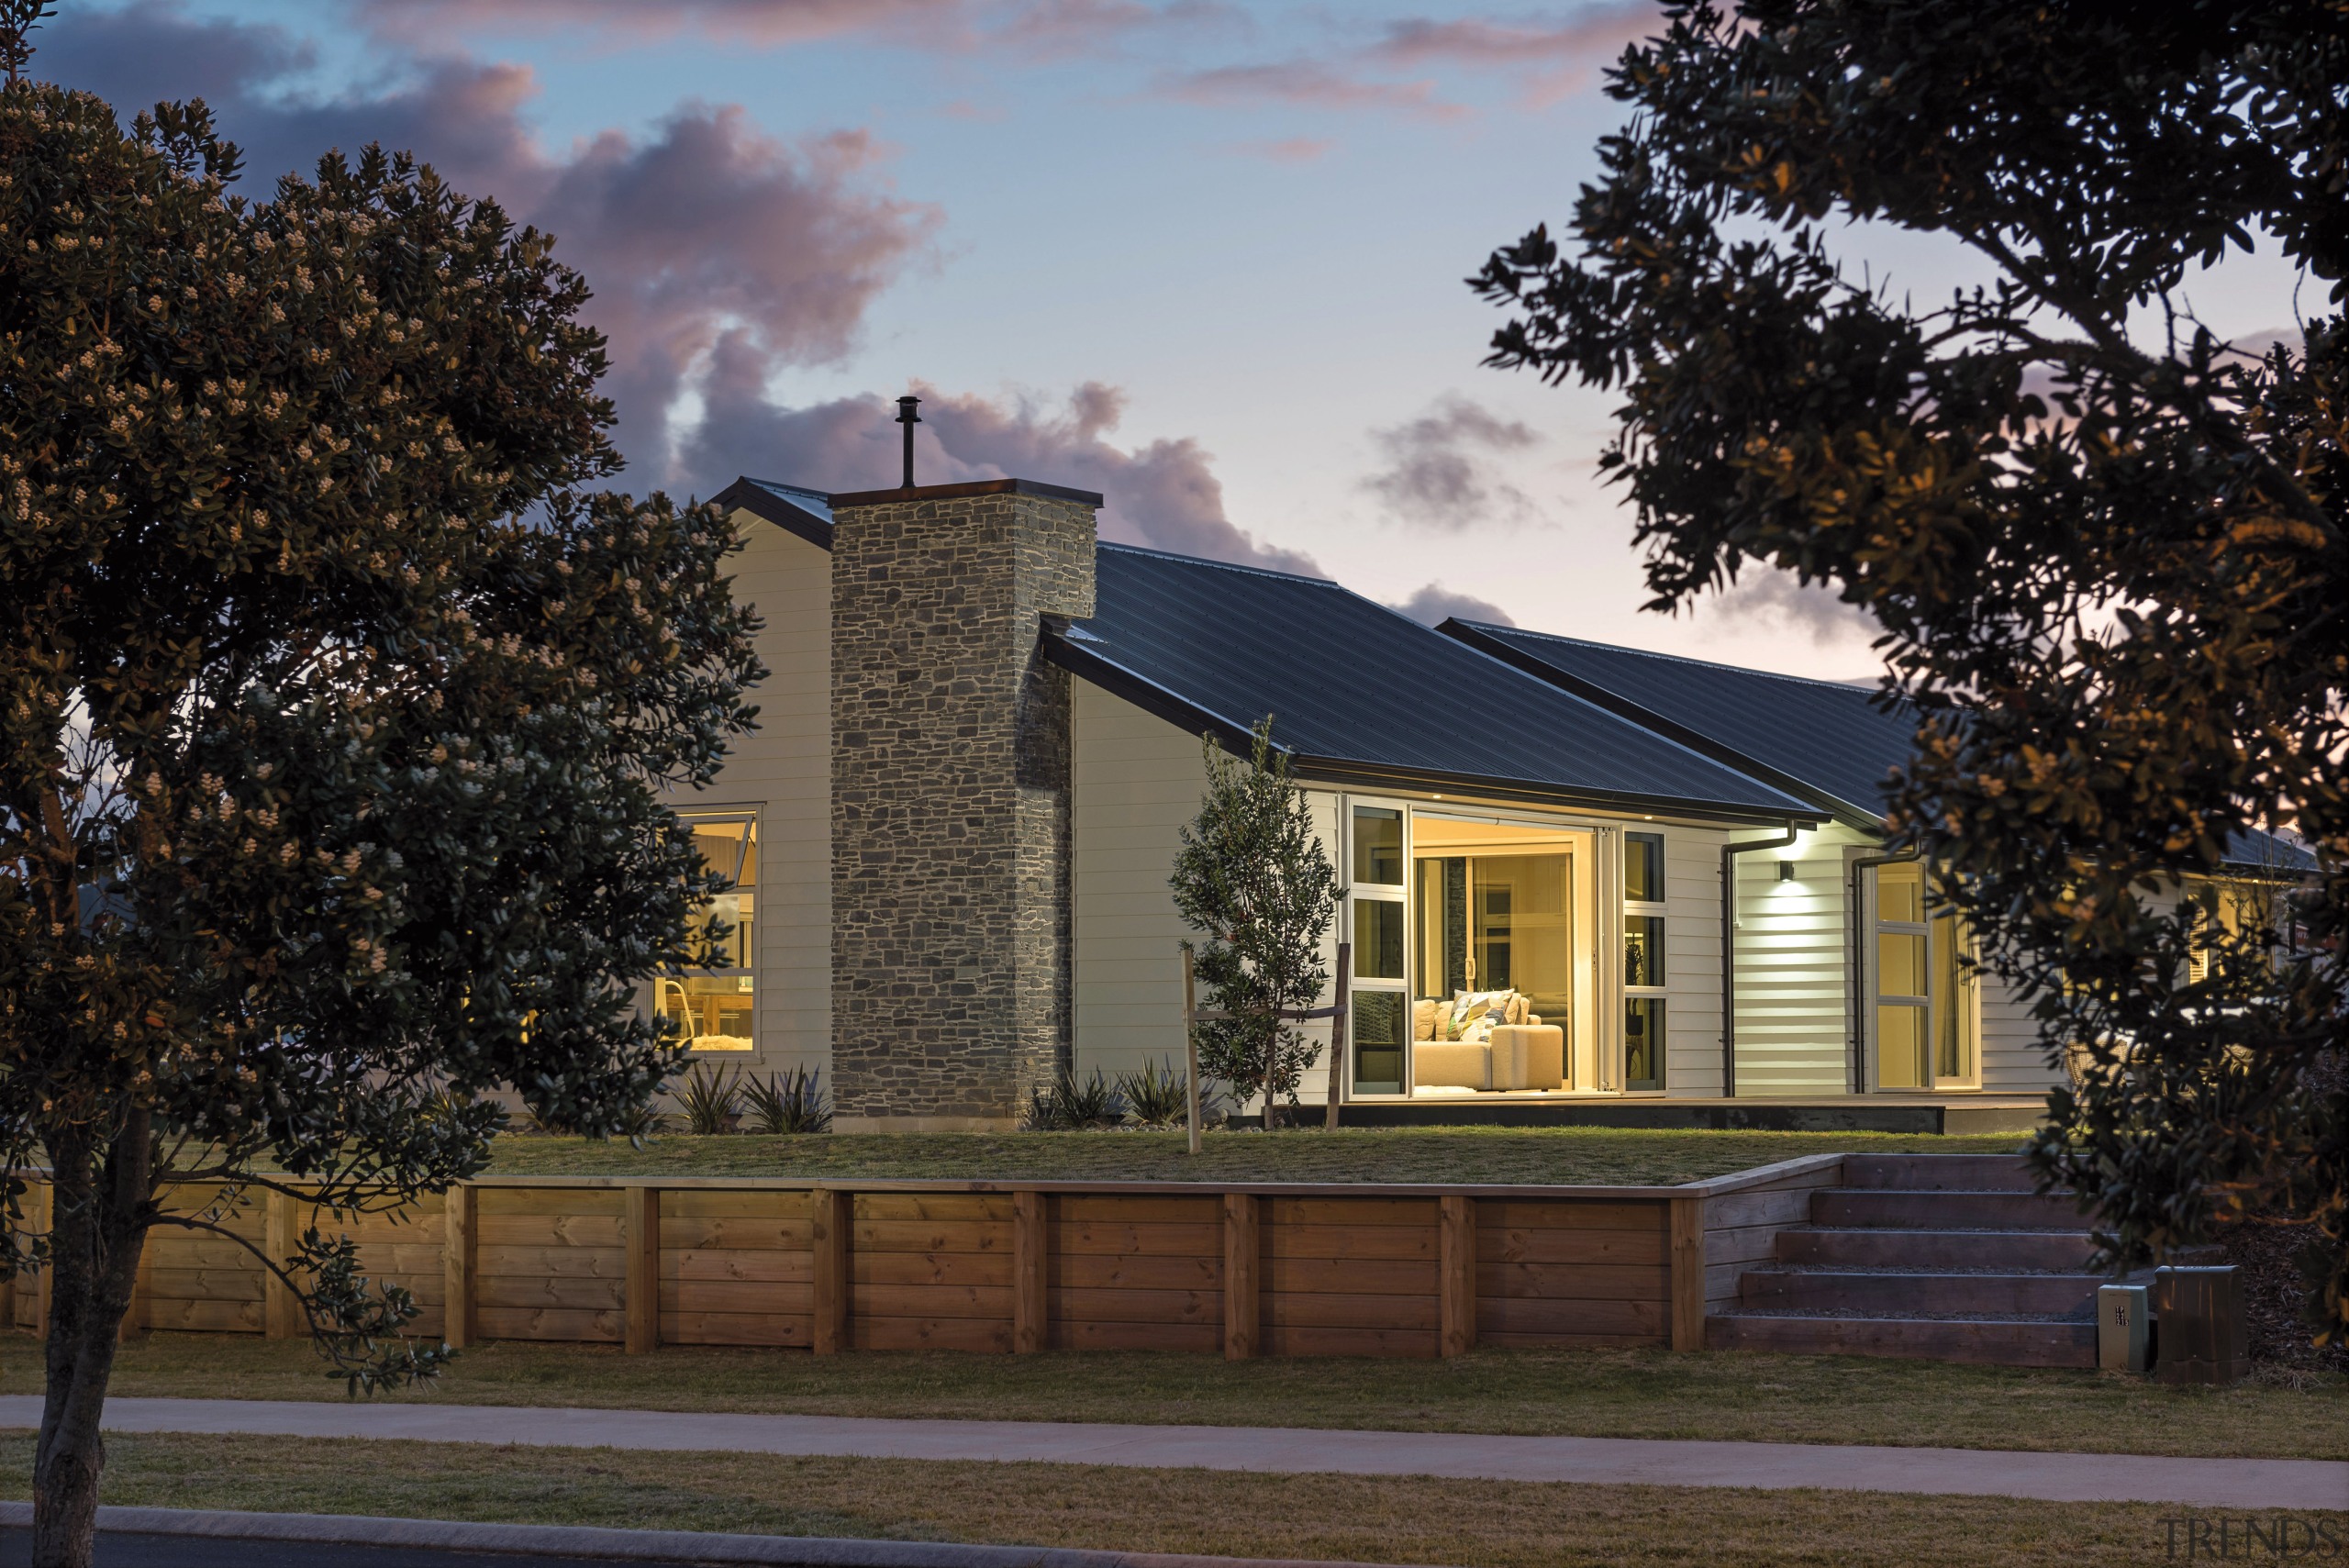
[1867,859,1977,1091]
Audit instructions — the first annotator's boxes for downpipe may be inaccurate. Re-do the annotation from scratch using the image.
[1720,824,1799,1098]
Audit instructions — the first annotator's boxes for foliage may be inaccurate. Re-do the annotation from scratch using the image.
[0,2,50,87]
[740,1065,831,1134]
[1116,1057,1196,1129]
[1169,718,1341,1129]
[1472,0,2347,1334]
[0,72,762,1565]
[1023,1065,1127,1131]
[675,1062,745,1137]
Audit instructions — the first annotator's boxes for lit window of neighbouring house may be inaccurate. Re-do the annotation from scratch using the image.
[1624,831,1666,1092]
[653,812,757,1052]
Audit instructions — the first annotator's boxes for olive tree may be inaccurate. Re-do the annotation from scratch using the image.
[0,71,763,1567]
[1474,0,2344,1336]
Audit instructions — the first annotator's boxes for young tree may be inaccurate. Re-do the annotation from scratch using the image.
[0,73,763,1568]
[1170,720,1341,1129]
[1473,2,2345,1336]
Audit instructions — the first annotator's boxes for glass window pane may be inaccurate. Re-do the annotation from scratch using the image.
[1934,911,1972,1081]
[655,973,755,1051]
[1353,807,1403,886]
[1876,860,1923,923]
[1876,931,1926,998]
[1625,997,1664,1091]
[1353,898,1405,980]
[1352,991,1404,1094]
[667,814,757,1052]
[1876,1003,1925,1088]
[1623,915,1665,988]
[1625,832,1664,904]
[1416,856,1468,998]
[1474,854,1573,1024]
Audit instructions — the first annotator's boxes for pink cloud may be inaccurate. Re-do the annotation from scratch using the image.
[356,0,1214,57]
[681,349,1319,575]
[1158,61,1464,120]
[1367,6,1663,106]
[1226,136,1332,162]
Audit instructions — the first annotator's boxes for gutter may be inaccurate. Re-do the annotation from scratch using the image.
[1720,824,1800,1097]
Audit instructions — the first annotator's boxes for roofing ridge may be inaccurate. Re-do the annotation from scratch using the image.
[1095,539,1338,588]
[1455,618,1893,701]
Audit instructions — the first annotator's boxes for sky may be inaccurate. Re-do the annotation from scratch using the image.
[42,0,2310,680]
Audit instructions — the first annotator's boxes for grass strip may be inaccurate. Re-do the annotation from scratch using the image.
[480,1129,2030,1184]
[0,1430,2326,1568]
[14,1334,2341,1462]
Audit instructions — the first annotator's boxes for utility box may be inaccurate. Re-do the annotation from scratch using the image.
[2098,1284,2150,1373]
[2153,1265,2248,1385]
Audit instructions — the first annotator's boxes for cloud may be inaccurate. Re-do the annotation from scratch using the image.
[1156,61,1463,119]
[679,351,1319,574]
[1362,395,1542,530]
[1365,5,1660,104]
[1712,571,1881,647]
[1387,584,1515,627]
[1225,136,1331,162]
[356,0,1213,57]
[44,3,939,484]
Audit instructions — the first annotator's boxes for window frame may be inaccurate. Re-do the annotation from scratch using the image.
[1621,830,1668,1094]
[1343,799,1412,1097]
[655,806,761,1055]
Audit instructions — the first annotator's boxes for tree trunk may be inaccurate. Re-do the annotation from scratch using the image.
[33,1118,150,1568]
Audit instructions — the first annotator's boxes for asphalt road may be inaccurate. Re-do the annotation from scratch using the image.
[0,1529,714,1567]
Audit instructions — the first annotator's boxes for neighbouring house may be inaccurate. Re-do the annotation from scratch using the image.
[663,471,2315,1133]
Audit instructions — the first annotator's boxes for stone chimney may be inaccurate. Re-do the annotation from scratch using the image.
[827,478,1101,1130]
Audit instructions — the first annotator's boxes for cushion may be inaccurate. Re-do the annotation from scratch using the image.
[1489,1024,1566,1091]
[1413,999,1441,1041]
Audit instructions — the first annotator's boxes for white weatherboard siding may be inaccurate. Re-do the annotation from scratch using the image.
[1663,825,1727,1097]
[1070,679,1208,1085]
[697,510,832,1079]
[1731,824,1872,1097]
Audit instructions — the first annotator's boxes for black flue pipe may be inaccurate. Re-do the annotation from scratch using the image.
[896,395,922,488]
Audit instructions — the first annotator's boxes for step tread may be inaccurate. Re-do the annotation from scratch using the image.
[1705,1311,2098,1367]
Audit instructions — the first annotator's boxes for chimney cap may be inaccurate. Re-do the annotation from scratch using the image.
[829,476,1105,508]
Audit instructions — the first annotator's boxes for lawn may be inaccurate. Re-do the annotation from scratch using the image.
[480,1127,2030,1184]
[0,1430,2309,1568]
[16,1333,2341,1461]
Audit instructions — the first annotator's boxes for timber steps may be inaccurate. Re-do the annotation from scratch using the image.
[1707,1153,2109,1368]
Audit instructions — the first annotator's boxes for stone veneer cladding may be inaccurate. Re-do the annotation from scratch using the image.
[829,486,1098,1128]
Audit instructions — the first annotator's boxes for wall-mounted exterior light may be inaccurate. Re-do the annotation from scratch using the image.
[1778,860,1798,882]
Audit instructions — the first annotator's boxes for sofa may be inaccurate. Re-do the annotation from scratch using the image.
[1411,993,1567,1092]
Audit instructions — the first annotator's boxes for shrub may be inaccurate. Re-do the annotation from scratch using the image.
[742,1065,832,1134]
[1118,1057,1193,1128]
[676,1062,744,1136]
[1024,1064,1127,1130]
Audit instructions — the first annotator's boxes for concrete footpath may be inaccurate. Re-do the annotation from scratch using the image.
[0,1396,2338,1512]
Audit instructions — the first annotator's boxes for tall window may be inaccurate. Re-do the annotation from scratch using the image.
[653,811,758,1052]
[1623,831,1667,1091]
[1870,859,1974,1088]
[1348,805,1408,1094]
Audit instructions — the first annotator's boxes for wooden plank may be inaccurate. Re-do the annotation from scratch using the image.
[852,1220,1009,1254]
[852,1315,1013,1353]
[476,1189,626,1217]
[473,1215,626,1249]
[669,1250,813,1284]
[1705,1187,1820,1232]
[143,1268,267,1303]
[810,1188,847,1356]
[1050,1222,1222,1257]
[1439,1193,1474,1360]
[141,1297,264,1334]
[1475,1262,1670,1301]
[1050,1319,1219,1354]
[442,1184,475,1350]
[1480,1329,1658,1351]
[1669,1194,1705,1353]
[1703,1224,1793,1270]
[657,1280,817,1315]
[659,1217,815,1252]
[474,1274,627,1311]
[1050,1195,1224,1225]
[1478,1226,1668,1266]
[1264,1292,1440,1332]
[139,1239,264,1272]
[263,1189,297,1340]
[1268,1225,1438,1262]
[474,1245,625,1280]
[625,1184,659,1355]
[1263,1197,1438,1229]
[1475,1199,1666,1232]
[473,1306,622,1342]
[340,1242,445,1273]
[852,1193,1014,1224]
[1222,1193,1258,1361]
[658,1190,808,1218]
[663,1311,812,1348]
[853,1284,1012,1320]
[1262,1257,1437,1296]
[851,1251,1011,1289]
[1050,1253,1219,1292]
[1475,1296,1666,1339]
[1045,1285,1219,1326]
[1012,1190,1045,1355]
[1259,1325,1437,1359]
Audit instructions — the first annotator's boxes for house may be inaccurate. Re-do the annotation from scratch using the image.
[669,470,2314,1133]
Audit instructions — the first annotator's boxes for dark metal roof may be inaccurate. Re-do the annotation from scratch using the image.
[2222,828,2319,875]
[1442,620,1917,825]
[711,477,834,550]
[1048,546,1820,823]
